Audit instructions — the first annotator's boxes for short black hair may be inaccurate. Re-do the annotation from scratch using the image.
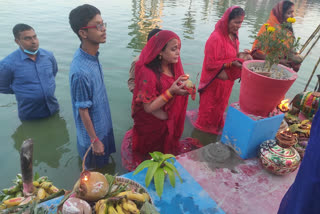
[147,29,162,41]
[12,24,34,39]
[229,7,245,21]
[283,1,294,17]
[69,4,101,40]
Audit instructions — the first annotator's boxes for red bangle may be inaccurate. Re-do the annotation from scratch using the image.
[90,137,99,144]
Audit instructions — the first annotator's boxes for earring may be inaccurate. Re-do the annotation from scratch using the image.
[159,55,162,60]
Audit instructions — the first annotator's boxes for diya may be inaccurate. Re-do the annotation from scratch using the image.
[259,139,300,176]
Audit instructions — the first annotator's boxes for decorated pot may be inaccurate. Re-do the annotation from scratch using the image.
[259,140,300,175]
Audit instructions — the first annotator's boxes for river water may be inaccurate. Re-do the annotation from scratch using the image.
[0,0,319,190]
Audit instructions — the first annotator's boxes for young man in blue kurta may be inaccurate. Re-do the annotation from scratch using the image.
[69,4,115,169]
[0,24,59,120]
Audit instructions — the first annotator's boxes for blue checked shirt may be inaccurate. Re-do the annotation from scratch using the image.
[0,48,59,120]
[69,48,115,168]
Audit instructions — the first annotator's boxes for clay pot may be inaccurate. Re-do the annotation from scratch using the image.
[239,60,297,117]
[275,130,297,148]
[259,140,300,175]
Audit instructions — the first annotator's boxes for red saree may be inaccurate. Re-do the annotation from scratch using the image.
[121,30,201,171]
[195,6,243,135]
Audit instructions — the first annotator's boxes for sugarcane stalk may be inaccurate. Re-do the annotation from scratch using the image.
[302,33,320,62]
[300,24,320,54]
[20,139,34,196]
[304,56,320,92]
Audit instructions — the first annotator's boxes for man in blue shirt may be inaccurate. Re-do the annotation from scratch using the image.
[0,24,59,120]
[69,4,116,169]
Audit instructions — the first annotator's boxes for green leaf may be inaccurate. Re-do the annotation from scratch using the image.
[33,172,40,181]
[145,162,159,187]
[162,154,175,161]
[140,201,160,214]
[149,151,163,161]
[163,166,175,187]
[164,162,182,183]
[154,168,165,197]
[133,160,156,175]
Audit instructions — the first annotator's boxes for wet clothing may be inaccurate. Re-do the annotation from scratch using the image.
[0,48,59,120]
[121,30,201,171]
[278,109,320,214]
[196,6,242,134]
[70,48,115,169]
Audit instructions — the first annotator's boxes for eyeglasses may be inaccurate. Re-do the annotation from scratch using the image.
[81,23,107,32]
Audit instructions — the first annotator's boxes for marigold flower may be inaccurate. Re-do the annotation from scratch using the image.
[264,23,270,26]
[267,27,275,32]
[287,17,296,23]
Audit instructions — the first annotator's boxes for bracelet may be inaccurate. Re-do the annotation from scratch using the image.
[225,62,232,68]
[90,137,99,144]
[161,94,169,102]
[161,90,173,103]
[165,90,173,99]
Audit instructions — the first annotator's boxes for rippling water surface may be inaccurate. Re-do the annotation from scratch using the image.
[0,0,319,189]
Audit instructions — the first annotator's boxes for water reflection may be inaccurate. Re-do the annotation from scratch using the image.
[12,113,70,168]
[127,0,163,53]
[182,0,196,39]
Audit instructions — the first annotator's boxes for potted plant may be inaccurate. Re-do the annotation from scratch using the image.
[239,17,300,117]
[133,152,182,197]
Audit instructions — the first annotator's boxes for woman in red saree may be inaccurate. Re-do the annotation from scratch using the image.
[122,30,201,171]
[252,1,300,72]
[195,6,245,135]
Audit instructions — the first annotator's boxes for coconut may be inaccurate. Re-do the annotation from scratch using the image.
[185,79,194,88]
[73,171,109,201]
[62,198,92,214]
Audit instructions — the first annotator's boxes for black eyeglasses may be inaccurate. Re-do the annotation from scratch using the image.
[81,23,107,32]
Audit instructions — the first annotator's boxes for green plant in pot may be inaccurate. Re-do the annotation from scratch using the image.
[255,17,301,74]
[133,151,182,197]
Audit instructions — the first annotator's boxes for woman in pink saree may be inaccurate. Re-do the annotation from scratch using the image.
[195,6,245,135]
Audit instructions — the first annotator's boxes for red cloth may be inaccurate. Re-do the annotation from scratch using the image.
[122,30,201,170]
[196,6,243,134]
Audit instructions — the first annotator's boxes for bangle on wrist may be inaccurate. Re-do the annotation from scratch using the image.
[90,137,99,144]
[165,89,173,98]
[161,90,173,103]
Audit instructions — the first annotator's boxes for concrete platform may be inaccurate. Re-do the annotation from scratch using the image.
[177,146,298,214]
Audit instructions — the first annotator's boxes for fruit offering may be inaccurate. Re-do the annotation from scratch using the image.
[0,173,63,213]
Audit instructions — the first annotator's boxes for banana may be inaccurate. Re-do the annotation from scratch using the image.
[3,196,25,208]
[2,185,20,195]
[116,204,125,214]
[117,191,146,202]
[33,181,40,187]
[128,200,138,208]
[108,205,119,214]
[37,176,48,183]
[95,199,107,213]
[0,203,6,210]
[37,188,46,200]
[48,185,59,194]
[122,199,140,214]
[98,202,108,214]
[142,193,150,202]
[40,182,52,190]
